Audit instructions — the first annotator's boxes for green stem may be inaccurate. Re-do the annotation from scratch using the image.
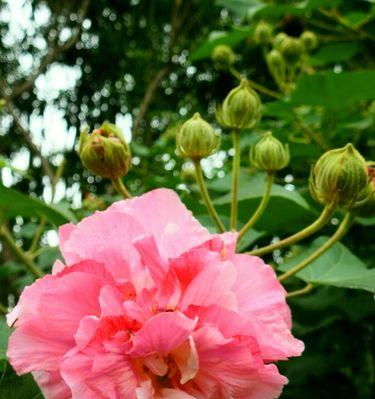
[111,178,133,199]
[0,303,7,314]
[0,225,43,278]
[248,203,335,257]
[238,173,274,241]
[278,212,353,283]
[28,216,46,253]
[286,283,314,298]
[229,66,281,99]
[193,160,225,233]
[230,129,241,230]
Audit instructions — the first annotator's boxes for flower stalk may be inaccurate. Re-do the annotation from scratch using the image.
[193,160,225,233]
[0,225,43,278]
[111,177,132,199]
[248,202,336,257]
[278,212,354,282]
[230,129,241,230]
[238,172,274,241]
[286,283,314,298]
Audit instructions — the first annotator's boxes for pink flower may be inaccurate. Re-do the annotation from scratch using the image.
[7,188,303,399]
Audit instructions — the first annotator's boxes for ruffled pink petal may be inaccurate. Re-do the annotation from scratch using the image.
[186,326,287,399]
[185,304,250,339]
[7,270,105,374]
[61,352,137,399]
[170,336,199,384]
[99,285,126,317]
[109,188,211,259]
[178,259,237,311]
[32,370,71,399]
[232,254,304,360]
[159,389,196,398]
[129,312,197,357]
[59,210,146,285]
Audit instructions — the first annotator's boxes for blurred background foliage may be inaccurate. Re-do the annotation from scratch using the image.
[0,0,374,397]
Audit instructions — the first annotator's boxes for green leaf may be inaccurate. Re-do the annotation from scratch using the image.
[216,0,258,17]
[0,367,42,399]
[310,42,360,66]
[210,172,316,234]
[0,157,31,179]
[290,71,375,108]
[305,0,342,10]
[0,184,76,225]
[279,236,375,293]
[0,318,10,361]
[189,27,252,61]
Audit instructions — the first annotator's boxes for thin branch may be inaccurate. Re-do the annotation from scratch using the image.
[286,283,314,298]
[0,225,43,278]
[9,0,90,99]
[132,66,170,136]
[132,0,188,136]
[2,98,54,182]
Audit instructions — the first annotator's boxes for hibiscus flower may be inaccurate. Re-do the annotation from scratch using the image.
[7,188,303,398]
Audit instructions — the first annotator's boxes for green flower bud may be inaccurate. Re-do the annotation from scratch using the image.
[352,167,375,216]
[254,21,273,46]
[176,113,219,160]
[79,121,131,180]
[266,49,286,81]
[273,32,288,50]
[300,30,318,52]
[279,37,304,64]
[309,144,369,209]
[250,132,290,172]
[216,79,261,130]
[211,45,235,70]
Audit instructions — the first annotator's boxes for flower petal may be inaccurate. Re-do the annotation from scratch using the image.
[232,254,304,360]
[129,312,197,357]
[109,188,211,259]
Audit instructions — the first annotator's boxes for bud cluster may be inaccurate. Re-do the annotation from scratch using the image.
[251,24,318,94]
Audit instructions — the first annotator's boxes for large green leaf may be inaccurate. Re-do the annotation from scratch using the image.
[210,171,316,234]
[310,42,360,66]
[0,184,76,225]
[290,71,375,108]
[189,27,252,61]
[279,236,375,293]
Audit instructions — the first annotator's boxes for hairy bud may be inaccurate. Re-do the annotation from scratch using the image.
[352,167,375,216]
[211,45,235,70]
[273,32,288,50]
[279,37,304,64]
[254,21,273,46]
[216,79,261,130]
[266,49,286,82]
[79,121,131,180]
[300,31,318,52]
[176,113,219,160]
[309,144,369,209]
[250,132,290,172]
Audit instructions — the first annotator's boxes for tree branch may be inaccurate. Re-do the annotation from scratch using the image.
[9,0,90,99]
